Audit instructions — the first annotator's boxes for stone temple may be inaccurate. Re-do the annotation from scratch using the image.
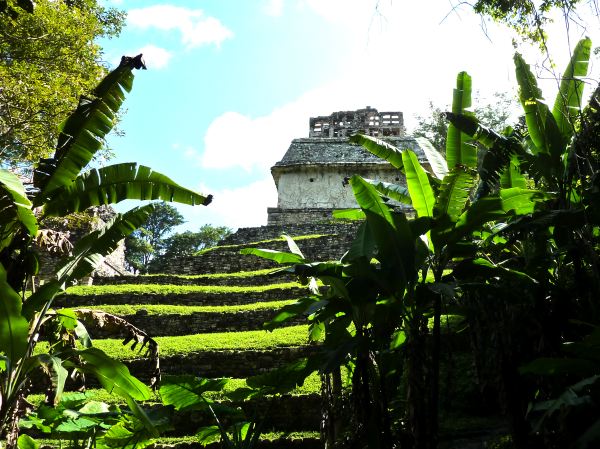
[267,106,428,225]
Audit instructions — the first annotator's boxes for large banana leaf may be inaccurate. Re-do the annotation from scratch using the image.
[31,354,69,404]
[433,165,477,222]
[42,163,211,216]
[349,175,414,283]
[415,137,448,179]
[76,347,152,401]
[514,53,563,160]
[348,134,404,169]
[0,169,38,250]
[160,375,228,410]
[552,38,592,143]
[402,150,435,218]
[23,205,156,318]
[240,248,305,264]
[500,155,527,189]
[361,178,412,205]
[454,188,550,237]
[446,71,477,169]
[446,112,521,197]
[55,205,155,284]
[34,55,145,202]
[0,263,29,366]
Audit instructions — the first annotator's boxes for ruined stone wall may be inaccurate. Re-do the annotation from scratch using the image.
[274,164,404,210]
[158,229,358,275]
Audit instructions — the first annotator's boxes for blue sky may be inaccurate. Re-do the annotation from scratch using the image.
[100,0,600,232]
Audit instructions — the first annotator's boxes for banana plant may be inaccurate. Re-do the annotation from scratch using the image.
[0,55,212,448]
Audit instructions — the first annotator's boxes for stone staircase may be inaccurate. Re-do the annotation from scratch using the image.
[56,224,361,448]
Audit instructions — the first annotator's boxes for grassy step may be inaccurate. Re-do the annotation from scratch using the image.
[56,283,308,307]
[93,269,295,287]
[93,325,310,358]
[126,346,316,380]
[149,433,321,449]
[83,302,301,337]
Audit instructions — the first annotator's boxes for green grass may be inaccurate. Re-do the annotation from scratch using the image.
[196,234,334,255]
[91,325,310,358]
[65,282,304,296]
[87,300,297,316]
[34,432,320,448]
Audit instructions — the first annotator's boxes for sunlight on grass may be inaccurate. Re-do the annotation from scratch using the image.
[92,325,311,358]
[86,300,297,316]
[65,282,304,296]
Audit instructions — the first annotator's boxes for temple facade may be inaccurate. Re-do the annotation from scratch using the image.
[267,107,431,225]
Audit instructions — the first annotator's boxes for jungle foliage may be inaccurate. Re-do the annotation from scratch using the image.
[244,36,600,449]
[0,0,125,167]
[0,55,211,449]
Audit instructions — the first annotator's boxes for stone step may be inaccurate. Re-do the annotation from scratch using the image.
[159,234,355,275]
[92,271,294,287]
[127,346,317,381]
[84,309,303,338]
[56,287,307,307]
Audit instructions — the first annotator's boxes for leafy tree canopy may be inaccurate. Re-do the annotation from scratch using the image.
[472,0,592,45]
[0,0,125,167]
[413,92,517,151]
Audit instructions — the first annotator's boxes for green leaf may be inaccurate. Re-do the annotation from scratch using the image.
[196,426,221,446]
[160,375,228,410]
[390,330,406,349]
[125,395,159,438]
[281,233,304,258]
[433,165,477,222]
[362,178,412,205]
[350,175,415,283]
[56,308,78,330]
[263,296,322,330]
[415,137,448,179]
[17,435,39,449]
[402,150,435,218]
[43,163,211,216]
[34,56,144,200]
[55,205,156,286]
[514,52,563,159]
[0,169,38,250]
[446,71,477,169]
[77,347,152,401]
[552,37,591,143]
[0,263,29,364]
[343,221,375,262]
[349,134,404,169]
[240,247,305,264]
[34,354,69,404]
[500,155,527,189]
[455,188,549,236]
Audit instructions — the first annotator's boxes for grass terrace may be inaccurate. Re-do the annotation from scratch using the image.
[64,282,305,296]
[87,325,311,359]
[196,234,334,255]
[86,300,298,316]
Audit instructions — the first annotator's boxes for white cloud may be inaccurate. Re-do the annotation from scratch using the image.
[137,45,172,69]
[127,5,233,49]
[184,178,278,230]
[263,0,284,17]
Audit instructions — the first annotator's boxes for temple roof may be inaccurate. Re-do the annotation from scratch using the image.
[273,137,428,168]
